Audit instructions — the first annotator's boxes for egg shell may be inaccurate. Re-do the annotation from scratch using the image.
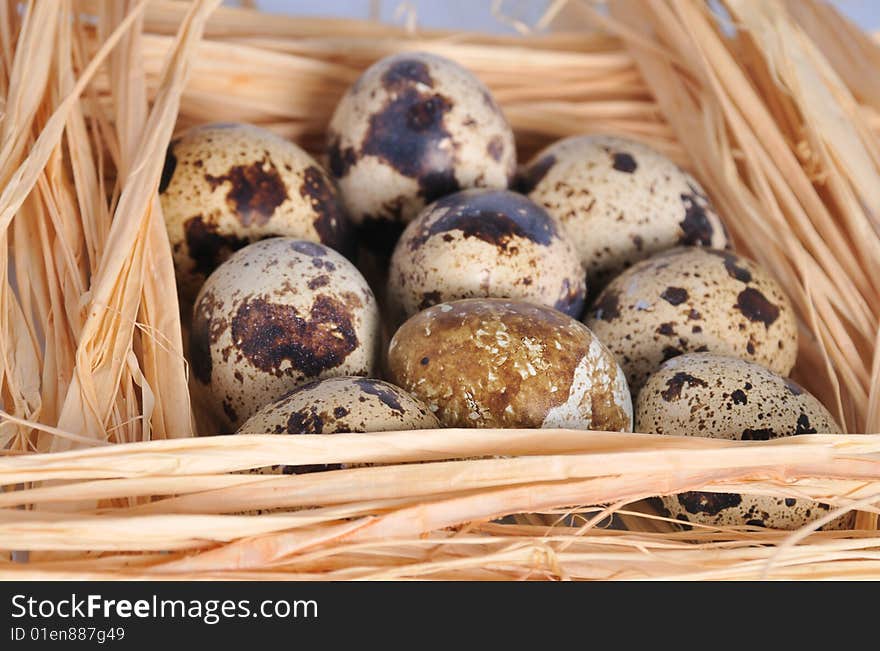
[161,123,351,299]
[637,353,852,530]
[388,189,586,323]
[521,135,729,287]
[636,353,839,438]
[190,238,380,431]
[326,52,516,253]
[237,376,439,475]
[585,247,798,392]
[387,298,632,430]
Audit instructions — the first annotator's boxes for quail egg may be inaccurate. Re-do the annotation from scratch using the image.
[520,135,729,287]
[327,52,516,254]
[387,298,632,430]
[237,376,440,474]
[161,122,351,299]
[388,189,586,324]
[637,353,853,530]
[190,238,379,431]
[585,247,797,392]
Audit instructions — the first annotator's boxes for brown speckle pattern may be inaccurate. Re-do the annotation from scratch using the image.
[161,123,351,300]
[660,286,688,306]
[611,151,637,173]
[679,184,719,246]
[659,372,708,401]
[204,156,289,227]
[190,238,379,431]
[326,52,515,250]
[736,287,780,327]
[183,215,250,284]
[300,166,351,253]
[585,247,798,392]
[230,295,359,378]
[387,298,632,430]
[636,353,852,531]
[523,135,729,287]
[388,189,586,323]
[592,289,620,322]
[237,376,439,475]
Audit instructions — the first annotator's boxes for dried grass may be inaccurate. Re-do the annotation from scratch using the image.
[0,0,879,579]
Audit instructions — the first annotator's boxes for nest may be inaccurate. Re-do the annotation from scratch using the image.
[0,0,879,579]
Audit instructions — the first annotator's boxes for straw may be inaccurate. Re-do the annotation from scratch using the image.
[1,0,879,579]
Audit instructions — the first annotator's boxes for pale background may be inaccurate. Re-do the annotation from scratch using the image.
[236,1,879,33]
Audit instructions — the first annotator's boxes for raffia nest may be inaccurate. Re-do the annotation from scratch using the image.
[0,0,879,580]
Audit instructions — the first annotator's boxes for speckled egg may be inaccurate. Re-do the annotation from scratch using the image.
[585,247,797,393]
[520,135,729,287]
[387,189,586,324]
[237,376,439,474]
[387,298,632,430]
[326,52,516,254]
[637,353,852,530]
[190,238,380,432]
[161,122,351,299]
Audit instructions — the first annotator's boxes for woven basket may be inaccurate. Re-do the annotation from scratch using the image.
[1,0,879,580]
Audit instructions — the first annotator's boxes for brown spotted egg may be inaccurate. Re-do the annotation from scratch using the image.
[237,376,439,474]
[327,52,516,254]
[387,298,632,430]
[520,135,729,287]
[585,247,798,393]
[637,353,853,530]
[161,123,351,299]
[190,238,379,432]
[388,189,586,324]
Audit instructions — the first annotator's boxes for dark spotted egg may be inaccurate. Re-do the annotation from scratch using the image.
[585,247,797,393]
[387,189,586,324]
[190,238,379,432]
[521,135,729,288]
[326,52,516,254]
[387,298,632,431]
[236,376,439,474]
[161,123,351,300]
[637,353,853,530]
